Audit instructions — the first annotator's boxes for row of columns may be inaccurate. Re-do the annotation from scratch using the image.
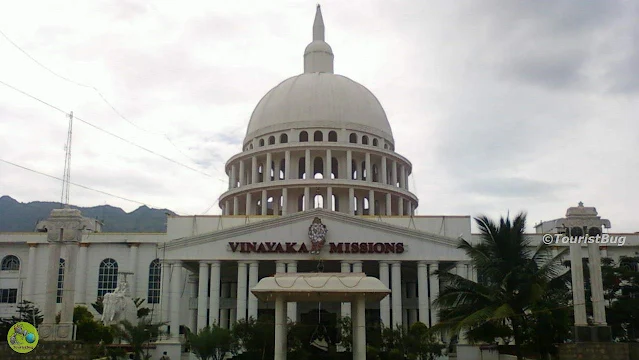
[224,186,415,217]
[160,259,476,339]
[229,149,410,191]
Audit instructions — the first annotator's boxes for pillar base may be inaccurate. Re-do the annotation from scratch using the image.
[573,325,612,342]
[37,323,77,341]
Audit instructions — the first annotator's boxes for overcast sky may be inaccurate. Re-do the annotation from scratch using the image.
[1,0,637,233]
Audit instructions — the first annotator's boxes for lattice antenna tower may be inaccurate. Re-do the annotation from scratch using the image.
[60,111,74,207]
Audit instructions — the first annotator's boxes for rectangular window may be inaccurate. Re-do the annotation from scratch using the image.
[0,289,18,303]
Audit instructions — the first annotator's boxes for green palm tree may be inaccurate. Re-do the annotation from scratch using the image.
[111,319,164,360]
[432,212,568,360]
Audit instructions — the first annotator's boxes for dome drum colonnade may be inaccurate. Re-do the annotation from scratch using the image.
[219,5,418,218]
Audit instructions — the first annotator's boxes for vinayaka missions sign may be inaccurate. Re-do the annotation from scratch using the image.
[228,217,405,255]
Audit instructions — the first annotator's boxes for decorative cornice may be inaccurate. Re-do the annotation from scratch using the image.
[163,208,460,251]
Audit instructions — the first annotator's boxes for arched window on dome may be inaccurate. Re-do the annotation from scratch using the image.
[298,158,306,179]
[259,139,265,147]
[57,258,65,303]
[351,160,358,180]
[384,144,388,150]
[328,131,338,142]
[148,259,161,304]
[361,161,367,181]
[1,255,20,271]
[268,136,275,145]
[249,144,254,150]
[363,197,370,215]
[280,133,288,144]
[332,195,339,211]
[97,258,118,298]
[353,196,359,214]
[349,133,357,144]
[257,164,264,183]
[372,164,379,182]
[298,194,306,211]
[267,197,274,215]
[313,157,324,179]
[314,194,323,208]
[279,159,286,180]
[299,131,308,142]
[314,131,323,142]
[362,136,369,145]
[331,157,339,179]
[269,161,275,181]
[373,138,379,147]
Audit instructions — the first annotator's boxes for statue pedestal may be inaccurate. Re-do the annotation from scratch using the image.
[573,325,612,342]
[38,323,77,341]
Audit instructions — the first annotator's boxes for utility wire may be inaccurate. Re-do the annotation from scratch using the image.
[0,158,165,209]
[0,79,223,180]
[0,27,201,164]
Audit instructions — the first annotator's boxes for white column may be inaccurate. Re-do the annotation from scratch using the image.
[239,160,245,186]
[161,260,172,324]
[326,187,333,210]
[304,187,310,210]
[348,188,355,215]
[60,243,78,324]
[400,165,406,188]
[353,295,366,360]
[188,275,198,333]
[220,282,230,329]
[601,246,608,258]
[391,161,398,186]
[325,149,332,179]
[456,263,466,278]
[251,156,258,184]
[274,295,287,360]
[236,261,248,321]
[74,244,88,304]
[391,262,402,328]
[365,153,371,182]
[209,261,221,327]
[27,244,37,301]
[248,261,259,320]
[287,261,297,322]
[305,149,311,179]
[284,150,291,180]
[282,188,288,215]
[128,244,139,296]
[353,261,363,273]
[261,190,267,215]
[386,193,392,216]
[230,164,236,188]
[233,197,239,215]
[341,261,351,318]
[588,243,606,325]
[197,262,209,331]
[347,150,353,179]
[429,263,439,327]
[381,156,387,184]
[170,262,183,339]
[274,156,281,181]
[276,261,286,274]
[43,242,62,324]
[368,190,375,215]
[379,262,391,327]
[417,261,429,325]
[246,192,253,215]
[570,244,587,326]
[398,197,404,216]
[266,152,272,182]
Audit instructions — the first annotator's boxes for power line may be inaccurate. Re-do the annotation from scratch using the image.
[0,27,200,164]
[0,158,163,209]
[0,79,223,180]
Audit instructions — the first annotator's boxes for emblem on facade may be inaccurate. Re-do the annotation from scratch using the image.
[308,217,328,255]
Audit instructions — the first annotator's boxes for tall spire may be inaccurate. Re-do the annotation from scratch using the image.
[313,4,325,41]
[304,4,334,74]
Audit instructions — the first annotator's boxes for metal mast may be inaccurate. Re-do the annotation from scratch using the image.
[61,111,73,207]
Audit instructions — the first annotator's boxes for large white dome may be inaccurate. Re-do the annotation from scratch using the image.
[245,72,393,141]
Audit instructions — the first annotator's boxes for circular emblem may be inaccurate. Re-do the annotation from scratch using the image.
[7,322,39,353]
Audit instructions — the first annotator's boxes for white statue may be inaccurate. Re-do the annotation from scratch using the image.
[101,277,138,326]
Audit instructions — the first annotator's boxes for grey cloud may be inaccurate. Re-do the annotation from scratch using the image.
[461,176,573,199]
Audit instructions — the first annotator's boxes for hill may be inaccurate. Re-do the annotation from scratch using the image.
[0,195,176,233]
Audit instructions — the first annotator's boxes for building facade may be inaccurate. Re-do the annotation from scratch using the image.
[1,4,637,356]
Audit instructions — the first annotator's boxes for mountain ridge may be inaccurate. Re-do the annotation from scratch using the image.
[0,195,176,233]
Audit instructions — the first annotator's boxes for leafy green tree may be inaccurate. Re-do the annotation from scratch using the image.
[73,306,114,344]
[432,213,568,360]
[0,300,44,339]
[336,316,352,352]
[231,316,275,360]
[405,322,445,360]
[600,256,639,341]
[187,325,236,360]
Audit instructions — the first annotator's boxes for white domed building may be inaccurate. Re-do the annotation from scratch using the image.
[0,5,637,360]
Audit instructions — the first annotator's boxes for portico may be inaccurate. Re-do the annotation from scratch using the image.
[251,272,391,360]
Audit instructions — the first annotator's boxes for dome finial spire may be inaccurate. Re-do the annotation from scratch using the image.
[313,4,325,41]
[304,4,334,73]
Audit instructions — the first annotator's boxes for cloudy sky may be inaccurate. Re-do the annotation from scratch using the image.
[0,0,637,233]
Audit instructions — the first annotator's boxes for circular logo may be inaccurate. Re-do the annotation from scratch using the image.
[7,322,39,353]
